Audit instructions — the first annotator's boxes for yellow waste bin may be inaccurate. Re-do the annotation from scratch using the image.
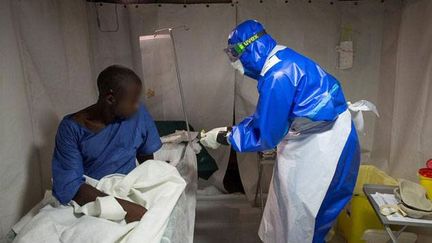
[418,168,432,200]
[336,165,397,243]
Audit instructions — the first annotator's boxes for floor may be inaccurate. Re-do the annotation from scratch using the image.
[194,190,346,243]
[194,193,262,243]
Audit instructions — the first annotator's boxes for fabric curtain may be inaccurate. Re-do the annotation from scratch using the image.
[1,0,95,240]
[11,0,96,192]
[1,1,42,239]
[369,0,432,240]
[3,0,432,241]
[371,0,432,181]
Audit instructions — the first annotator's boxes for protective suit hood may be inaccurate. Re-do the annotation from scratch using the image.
[228,20,277,80]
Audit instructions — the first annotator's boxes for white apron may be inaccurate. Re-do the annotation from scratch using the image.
[258,110,353,243]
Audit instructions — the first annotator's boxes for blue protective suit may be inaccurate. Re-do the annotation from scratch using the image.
[228,20,348,152]
[227,20,360,243]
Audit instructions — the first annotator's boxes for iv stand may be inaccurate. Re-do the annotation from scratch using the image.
[153,25,192,144]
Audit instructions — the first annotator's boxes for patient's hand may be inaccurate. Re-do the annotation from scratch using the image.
[74,184,147,223]
[118,199,147,223]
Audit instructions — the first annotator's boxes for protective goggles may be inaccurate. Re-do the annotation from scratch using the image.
[224,30,267,62]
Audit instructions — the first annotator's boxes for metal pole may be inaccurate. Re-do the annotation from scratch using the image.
[384,225,398,243]
[154,26,191,144]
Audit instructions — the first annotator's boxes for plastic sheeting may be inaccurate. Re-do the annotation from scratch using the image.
[154,130,200,243]
[162,143,198,243]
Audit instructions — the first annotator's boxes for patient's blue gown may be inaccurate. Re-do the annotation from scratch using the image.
[52,104,162,204]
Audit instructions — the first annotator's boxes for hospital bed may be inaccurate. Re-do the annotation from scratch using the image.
[7,123,208,243]
[155,120,218,180]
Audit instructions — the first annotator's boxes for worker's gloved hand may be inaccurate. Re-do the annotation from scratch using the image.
[200,127,231,149]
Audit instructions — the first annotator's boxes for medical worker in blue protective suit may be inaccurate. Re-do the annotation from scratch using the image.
[200,20,361,243]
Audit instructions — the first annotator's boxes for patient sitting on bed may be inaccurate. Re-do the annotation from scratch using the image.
[51,65,162,223]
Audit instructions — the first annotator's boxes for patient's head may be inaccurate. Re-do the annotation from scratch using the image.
[97,65,142,119]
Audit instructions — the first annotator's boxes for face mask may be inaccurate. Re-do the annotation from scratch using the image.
[231,60,244,75]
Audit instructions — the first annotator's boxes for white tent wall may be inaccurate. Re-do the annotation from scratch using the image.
[11,0,96,192]
[1,0,95,240]
[0,1,41,240]
[370,0,432,241]
[87,3,138,76]
[370,2,402,176]
[3,0,432,241]
[338,0,387,154]
[372,0,432,183]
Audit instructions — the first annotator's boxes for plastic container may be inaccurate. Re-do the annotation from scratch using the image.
[362,229,417,243]
[419,167,432,178]
[352,165,398,196]
[418,172,432,200]
[336,165,397,243]
[426,159,432,169]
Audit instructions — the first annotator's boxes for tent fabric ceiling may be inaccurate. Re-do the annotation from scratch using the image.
[87,0,232,4]
[85,0,387,4]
